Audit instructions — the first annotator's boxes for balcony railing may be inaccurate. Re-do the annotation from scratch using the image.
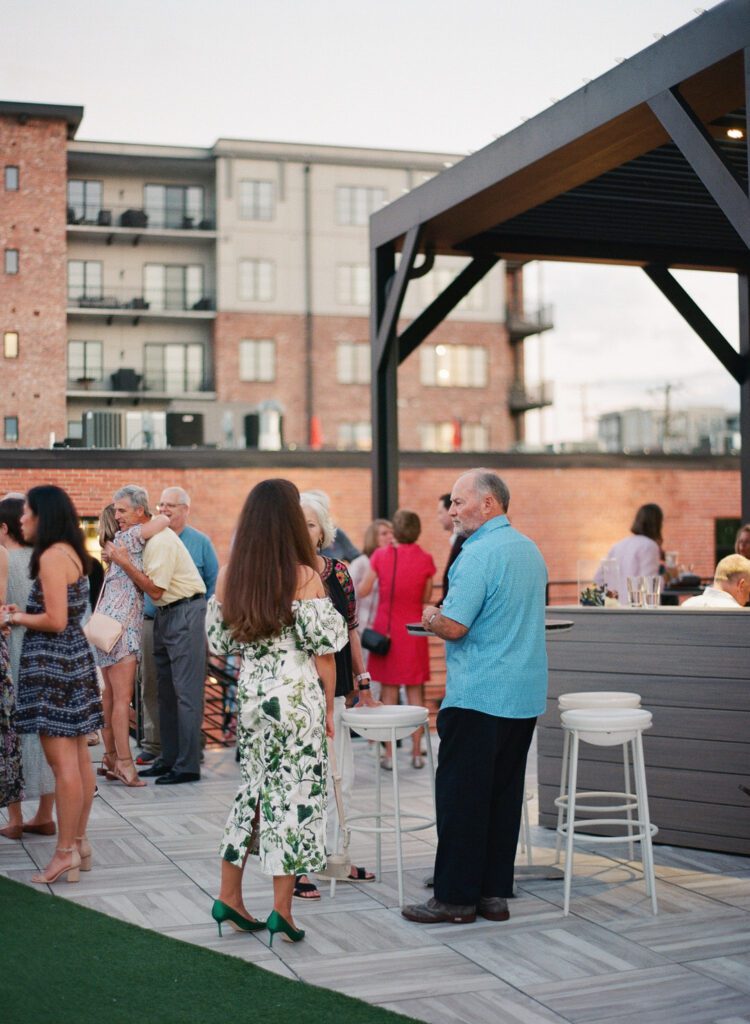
[66,287,215,315]
[67,202,216,232]
[67,365,214,395]
[506,303,555,341]
[508,380,554,413]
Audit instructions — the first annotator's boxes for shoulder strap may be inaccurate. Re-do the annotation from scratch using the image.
[50,543,84,577]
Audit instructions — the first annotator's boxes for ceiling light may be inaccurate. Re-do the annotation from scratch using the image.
[727,127,745,140]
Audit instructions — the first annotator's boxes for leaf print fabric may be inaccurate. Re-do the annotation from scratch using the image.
[206,595,347,876]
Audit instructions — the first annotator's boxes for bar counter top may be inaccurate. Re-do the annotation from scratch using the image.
[539,605,750,855]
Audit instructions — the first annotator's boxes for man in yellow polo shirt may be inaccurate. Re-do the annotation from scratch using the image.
[107,522,207,784]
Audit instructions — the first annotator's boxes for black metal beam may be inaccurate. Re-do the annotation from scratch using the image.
[460,234,750,273]
[648,87,750,250]
[643,264,747,384]
[739,274,750,523]
[370,1,750,249]
[370,242,398,519]
[373,225,422,371]
[398,256,499,364]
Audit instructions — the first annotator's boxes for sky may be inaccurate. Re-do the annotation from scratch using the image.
[2,0,738,444]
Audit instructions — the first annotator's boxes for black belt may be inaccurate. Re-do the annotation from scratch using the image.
[159,593,205,612]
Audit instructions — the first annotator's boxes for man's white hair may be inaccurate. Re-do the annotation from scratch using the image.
[162,486,191,506]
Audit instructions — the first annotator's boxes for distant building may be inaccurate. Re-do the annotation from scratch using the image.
[0,100,553,451]
[598,406,738,454]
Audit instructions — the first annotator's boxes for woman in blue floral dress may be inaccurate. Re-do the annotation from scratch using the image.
[94,497,168,786]
[206,479,347,944]
[7,486,104,885]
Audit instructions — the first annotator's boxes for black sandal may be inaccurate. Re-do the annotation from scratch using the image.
[348,865,375,881]
[293,875,320,899]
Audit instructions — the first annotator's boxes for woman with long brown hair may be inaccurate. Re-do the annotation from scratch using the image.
[3,485,103,884]
[206,479,347,945]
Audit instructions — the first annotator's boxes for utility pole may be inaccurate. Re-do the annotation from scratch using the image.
[648,382,683,450]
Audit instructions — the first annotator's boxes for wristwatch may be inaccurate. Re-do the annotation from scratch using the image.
[355,672,371,691]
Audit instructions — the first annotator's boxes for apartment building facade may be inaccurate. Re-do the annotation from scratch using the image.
[1,101,551,451]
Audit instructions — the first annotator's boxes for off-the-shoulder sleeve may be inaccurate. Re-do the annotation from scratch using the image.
[206,595,241,656]
[293,597,348,655]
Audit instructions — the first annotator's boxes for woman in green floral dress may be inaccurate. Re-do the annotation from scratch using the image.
[206,479,347,942]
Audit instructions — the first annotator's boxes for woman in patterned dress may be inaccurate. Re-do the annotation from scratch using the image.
[5,485,104,884]
[0,544,23,814]
[0,496,55,840]
[206,479,347,943]
[95,495,168,786]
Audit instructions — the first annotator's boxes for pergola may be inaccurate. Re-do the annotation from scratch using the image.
[369,0,750,519]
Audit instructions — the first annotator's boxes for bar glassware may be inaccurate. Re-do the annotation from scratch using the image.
[626,575,644,608]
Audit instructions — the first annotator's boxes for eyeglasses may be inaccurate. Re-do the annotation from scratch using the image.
[158,502,186,510]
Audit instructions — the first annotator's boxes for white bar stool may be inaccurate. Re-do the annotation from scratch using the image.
[338,705,436,908]
[555,691,642,863]
[558,707,658,915]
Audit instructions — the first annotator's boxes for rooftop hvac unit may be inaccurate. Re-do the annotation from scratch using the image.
[166,412,204,447]
[124,411,167,449]
[83,411,122,448]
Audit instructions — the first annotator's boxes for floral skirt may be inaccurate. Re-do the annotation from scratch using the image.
[220,674,328,877]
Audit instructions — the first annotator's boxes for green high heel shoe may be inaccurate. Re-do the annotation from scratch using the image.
[211,899,266,936]
[267,909,305,946]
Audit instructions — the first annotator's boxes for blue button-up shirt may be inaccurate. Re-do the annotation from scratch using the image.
[440,515,548,719]
[144,524,218,617]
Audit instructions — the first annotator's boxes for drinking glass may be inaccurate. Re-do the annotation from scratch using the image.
[642,575,662,608]
[626,576,644,608]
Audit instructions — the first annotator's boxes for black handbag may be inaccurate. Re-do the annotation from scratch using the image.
[360,549,397,655]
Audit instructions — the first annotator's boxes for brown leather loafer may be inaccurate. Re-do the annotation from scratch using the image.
[477,896,510,921]
[401,897,476,924]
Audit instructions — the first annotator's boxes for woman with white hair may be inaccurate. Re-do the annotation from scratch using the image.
[296,490,378,899]
[94,488,168,787]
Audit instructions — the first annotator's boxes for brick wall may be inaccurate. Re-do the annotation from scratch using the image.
[0,116,68,448]
[213,312,516,450]
[0,455,738,581]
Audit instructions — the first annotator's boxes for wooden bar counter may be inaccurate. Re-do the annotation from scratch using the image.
[539,607,750,856]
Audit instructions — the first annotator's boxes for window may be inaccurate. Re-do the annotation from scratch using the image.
[337,421,371,450]
[336,342,370,384]
[4,416,18,442]
[4,249,19,275]
[67,179,102,222]
[143,264,204,310]
[67,340,103,383]
[419,421,488,452]
[239,339,275,382]
[420,344,488,387]
[144,343,204,392]
[4,166,19,191]
[67,420,83,441]
[67,260,102,301]
[144,184,204,229]
[423,266,485,311]
[3,332,18,358]
[239,180,274,220]
[336,186,386,225]
[239,259,275,301]
[336,264,369,306]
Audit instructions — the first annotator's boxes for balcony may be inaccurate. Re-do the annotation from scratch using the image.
[66,287,216,323]
[508,380,554,413]
[506,303,554,343]
[66,203,217,245]
[66,365,215,400]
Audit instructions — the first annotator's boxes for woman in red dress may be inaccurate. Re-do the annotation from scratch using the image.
[359,509,436,769]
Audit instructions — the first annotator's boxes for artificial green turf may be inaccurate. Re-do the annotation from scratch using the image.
[1,876,420,1024]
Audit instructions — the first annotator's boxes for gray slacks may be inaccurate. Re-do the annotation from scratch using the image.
[153,597,207,775]
[138,617,161,756]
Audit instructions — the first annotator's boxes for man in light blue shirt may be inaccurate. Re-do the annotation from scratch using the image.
[136,486,218,766]
[403,469,548,925]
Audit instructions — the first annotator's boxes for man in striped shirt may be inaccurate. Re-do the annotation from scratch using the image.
[403,469,548,925]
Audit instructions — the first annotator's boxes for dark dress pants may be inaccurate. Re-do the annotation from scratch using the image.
[153,597,207,775]
[433,707,537,906]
